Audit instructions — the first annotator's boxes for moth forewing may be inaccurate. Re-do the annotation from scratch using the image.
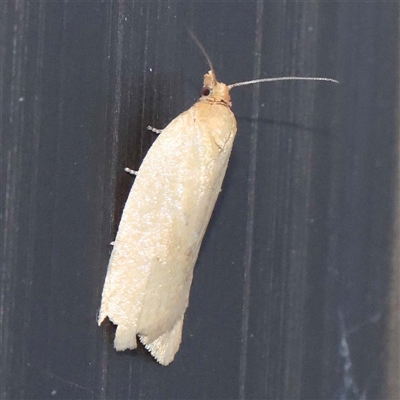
[98,91,237,365]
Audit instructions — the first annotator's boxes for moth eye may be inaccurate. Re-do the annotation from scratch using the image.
[201,87,212,97]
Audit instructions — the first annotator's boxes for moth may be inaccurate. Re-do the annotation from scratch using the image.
[98,35,338,365]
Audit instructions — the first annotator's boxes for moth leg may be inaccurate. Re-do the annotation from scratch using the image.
[147,125,163,134]
[124,127,162,177]
[139,317,184,366]
[124,167,138,175]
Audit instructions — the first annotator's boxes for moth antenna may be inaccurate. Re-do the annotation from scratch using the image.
[228,76,339,89]
[188,29,217,84]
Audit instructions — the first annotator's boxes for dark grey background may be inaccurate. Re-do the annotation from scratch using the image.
[1,1,398,399]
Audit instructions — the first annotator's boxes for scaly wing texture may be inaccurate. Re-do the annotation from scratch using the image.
[139,316,184,366]
[98,100,237,365]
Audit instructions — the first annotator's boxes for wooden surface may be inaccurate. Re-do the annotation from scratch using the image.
[1,1,398,399]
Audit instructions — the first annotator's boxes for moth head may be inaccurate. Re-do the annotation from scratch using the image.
[190,30,338,108]
[200,71,232,107]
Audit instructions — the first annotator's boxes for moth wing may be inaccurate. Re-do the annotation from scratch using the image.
[99,102,236,363]
[139,316,183,366]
